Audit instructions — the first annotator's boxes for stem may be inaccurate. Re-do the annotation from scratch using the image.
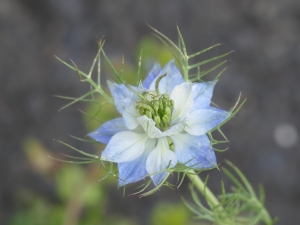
[260,205,273,225]
[187,170,220,208]
[186,170,274,225]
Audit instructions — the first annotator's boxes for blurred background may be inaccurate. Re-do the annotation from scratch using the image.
[1,0,300,224]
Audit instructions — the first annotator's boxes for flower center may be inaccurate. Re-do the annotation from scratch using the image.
[136,92,174,130]
[124,74,174,131]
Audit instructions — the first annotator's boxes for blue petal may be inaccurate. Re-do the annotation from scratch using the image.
[171,133,217,169]
[185,107,230,136]
[122,98,140,130]
[88,117,128,144]
[143,62,161,89]
[149,60,184,95]
[118,139,157,186]
[101,131,148,163]
[107,81,136,114]
[191,81,216,111]
[146,137,177,186]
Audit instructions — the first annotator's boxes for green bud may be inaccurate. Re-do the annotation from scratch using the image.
[163,100,168,108]
[165,107,171,116]
[162,93,169,99]
[159,102,164,111]
[153,100,159,112]
[169,99,174,107]
[139,108,145,115]
[162,115,170,124]
[145,110,152,119]
[154,115,161,125]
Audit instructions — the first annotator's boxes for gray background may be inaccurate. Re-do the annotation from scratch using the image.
[1,0,300,224]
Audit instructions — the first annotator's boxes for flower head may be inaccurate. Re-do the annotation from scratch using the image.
[89,60,230,186]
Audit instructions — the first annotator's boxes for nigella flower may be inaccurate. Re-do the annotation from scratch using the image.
[89,60,230,186]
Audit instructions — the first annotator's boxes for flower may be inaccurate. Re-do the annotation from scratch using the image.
[89,60,230,186]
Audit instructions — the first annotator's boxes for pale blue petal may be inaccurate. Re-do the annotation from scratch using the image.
[149,60,184,95]
[191,81,216,111]
[88,117,127,144]
[118,139,157,186]
[170,133,217,169]
[122,98,140,130]
[171,82,194,122]
[185,107,230,136]
[101,131,148,163]
[107,81,136,114]
[143,62,161,89]
[146,137,177,186]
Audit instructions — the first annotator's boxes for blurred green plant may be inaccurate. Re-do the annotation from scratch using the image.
[150,202,191,225]
[9,137,141,225]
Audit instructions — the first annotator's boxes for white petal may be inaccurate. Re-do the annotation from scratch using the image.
[137,116,185,138]
[149,60,184,95]
[162,121,185,136]
[88,117,128,144]
[137,115,163,138]
[171,82,194,122]
[170,133,217,169]
[185,107,230,135]
[191,81,216,110]
[101,131,148,163]
[118,139,157,186]
[122,98,140,130]
[146,137,177,186]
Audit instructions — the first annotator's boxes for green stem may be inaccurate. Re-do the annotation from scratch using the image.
[260,205,273,225]
[187,170,220,208]
[186,170,274,225]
